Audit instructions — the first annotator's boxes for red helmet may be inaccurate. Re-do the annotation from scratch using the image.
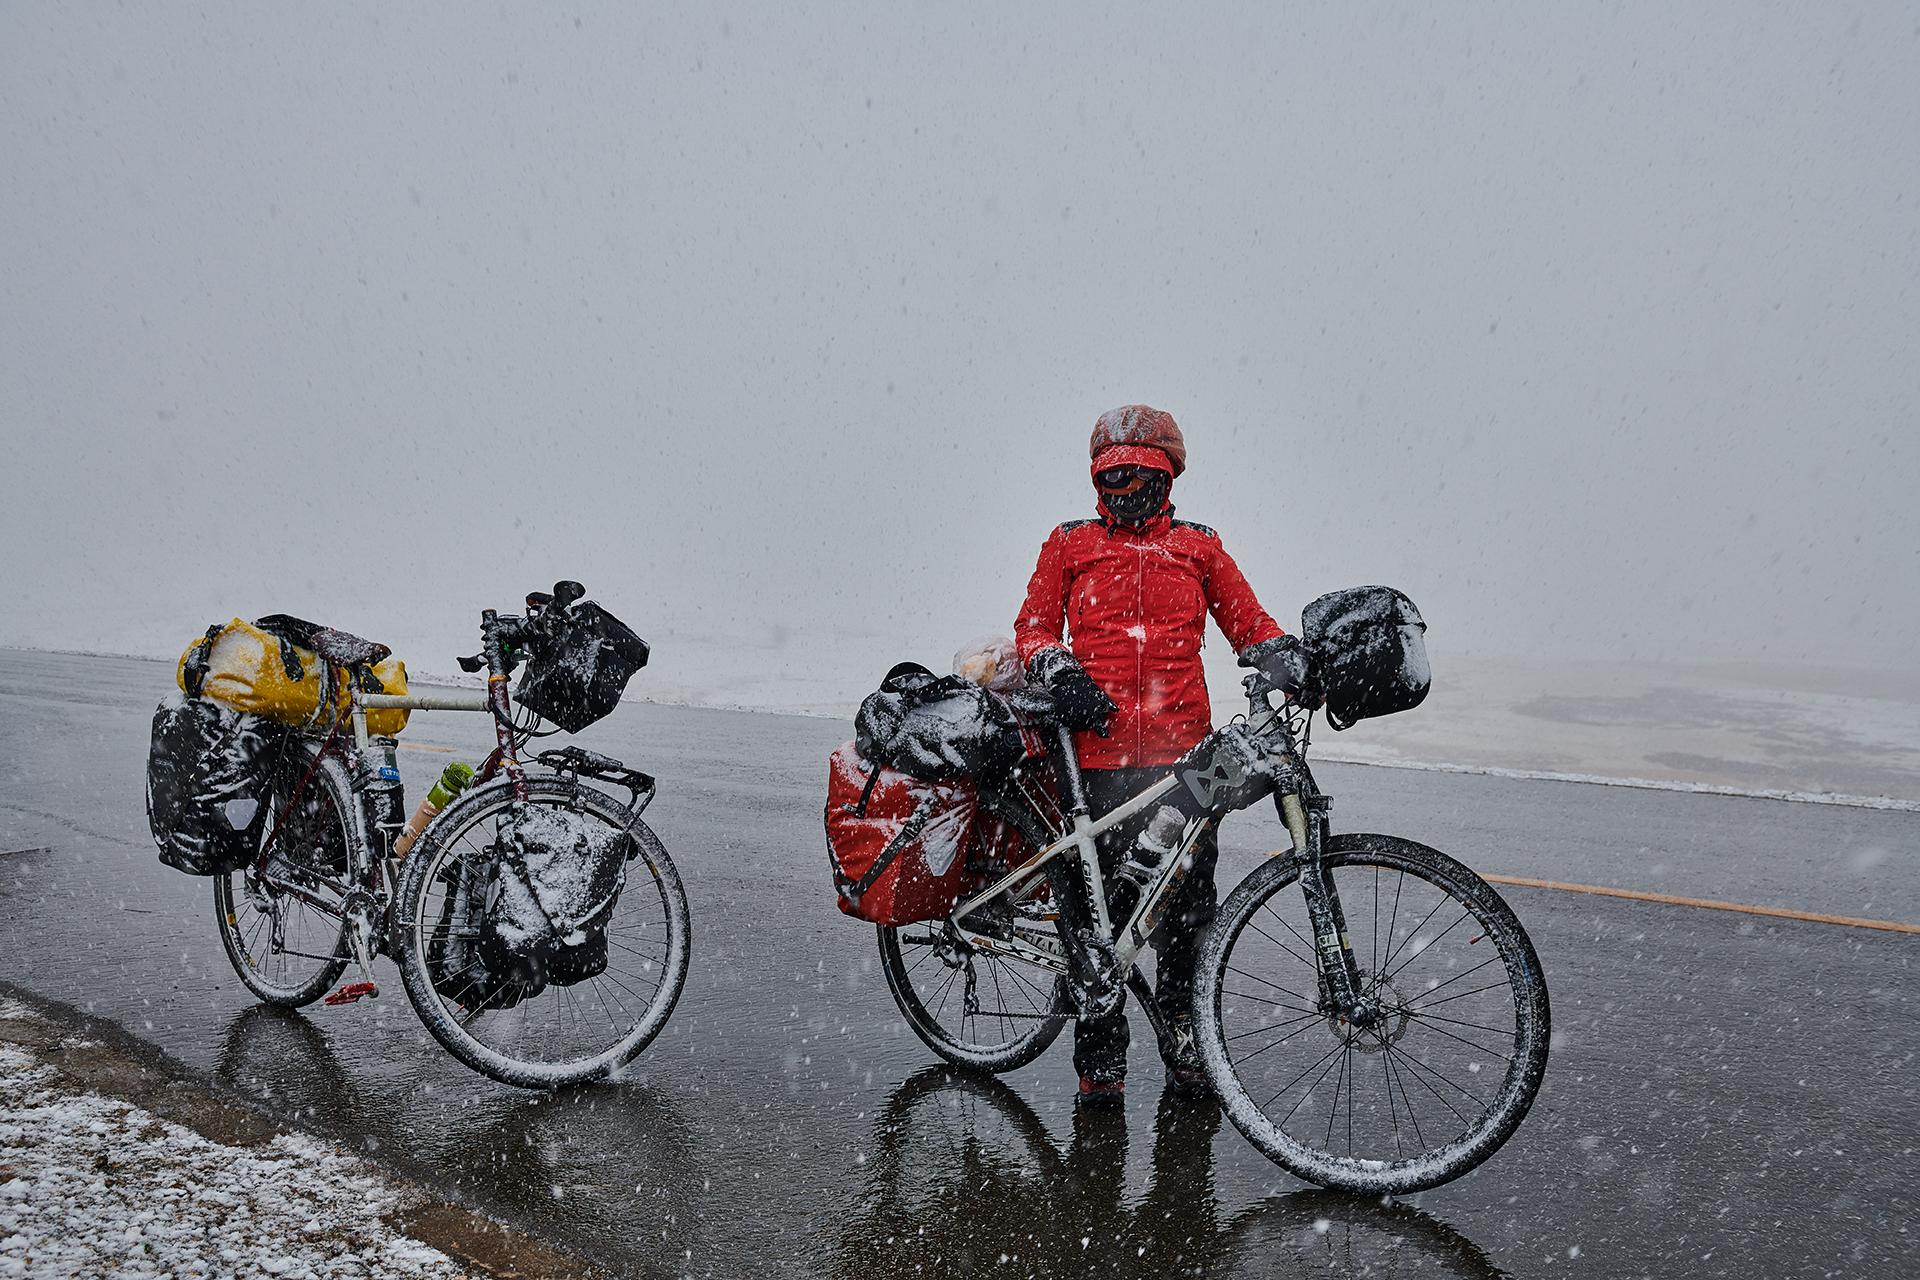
[1089,404,1186,477]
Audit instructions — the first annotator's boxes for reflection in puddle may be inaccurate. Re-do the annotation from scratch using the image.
[828,1068,1507,1279]
[212,1005,701,1275]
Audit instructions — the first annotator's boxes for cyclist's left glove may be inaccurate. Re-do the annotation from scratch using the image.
[1238,634,1313,702]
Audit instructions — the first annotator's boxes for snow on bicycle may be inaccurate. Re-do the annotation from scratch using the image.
[821,587,1551,1194]
[145,583,691,1089]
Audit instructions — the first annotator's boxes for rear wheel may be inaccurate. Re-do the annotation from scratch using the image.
[1195,833,1550,1194]
[213,751,354,1007]
[393,778,691,1089]
[878,910,1070,1073]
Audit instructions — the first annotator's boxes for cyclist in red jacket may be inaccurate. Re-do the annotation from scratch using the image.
[1015,405,1308,1102]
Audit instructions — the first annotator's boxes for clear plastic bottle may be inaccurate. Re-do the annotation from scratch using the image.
[362,736,406,848]
[1109,805,1189,926]
[392,760,475,858]
[1129,804,1187,869]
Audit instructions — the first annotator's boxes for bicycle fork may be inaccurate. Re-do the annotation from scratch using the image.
[1280,791,1376,1027]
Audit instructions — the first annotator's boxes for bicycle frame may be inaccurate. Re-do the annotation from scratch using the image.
[945,692,1376,1023]
[243,609,545,989]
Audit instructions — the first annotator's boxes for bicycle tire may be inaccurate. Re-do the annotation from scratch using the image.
[1195,833,1550,1194]
[879,919,1070,1074]
[212,752,355,1008]
[392,778,691,1089]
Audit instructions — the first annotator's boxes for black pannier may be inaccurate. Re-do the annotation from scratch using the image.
[146,696,283,874]
[1300,586,1431,731]
[515,601,650,733]
[854,662,1023,782]
[426,803,631,1009]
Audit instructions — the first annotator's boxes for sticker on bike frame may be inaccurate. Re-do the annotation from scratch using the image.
[1181,755,1251,810]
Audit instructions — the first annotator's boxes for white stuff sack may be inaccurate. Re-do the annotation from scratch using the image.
[953,634,1025,692]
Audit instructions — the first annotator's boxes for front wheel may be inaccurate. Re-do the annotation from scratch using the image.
[393,778,691,1089]
[1195,834,1550,1194]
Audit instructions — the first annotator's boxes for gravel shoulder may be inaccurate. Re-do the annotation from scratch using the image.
[0,985,599,1280]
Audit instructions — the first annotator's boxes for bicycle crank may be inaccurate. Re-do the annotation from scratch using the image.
[337,888,382,998]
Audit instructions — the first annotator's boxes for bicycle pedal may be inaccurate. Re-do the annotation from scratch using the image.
[323,981,379,1006]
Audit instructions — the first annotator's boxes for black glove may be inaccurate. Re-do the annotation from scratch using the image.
[1239,634,1312,702]
[1028,647,1116,735]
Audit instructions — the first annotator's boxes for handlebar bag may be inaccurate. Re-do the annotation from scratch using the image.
[515,602,650,733]
[176,618,411,736]
[825,741,986,926]
[1300,586,1431,730]
[145,694,283,875]
[854,664,1023,782]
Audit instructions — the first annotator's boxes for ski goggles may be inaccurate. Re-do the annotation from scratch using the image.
[1094,465,1164,496]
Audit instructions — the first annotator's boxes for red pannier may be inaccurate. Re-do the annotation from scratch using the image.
[824,741,990,927]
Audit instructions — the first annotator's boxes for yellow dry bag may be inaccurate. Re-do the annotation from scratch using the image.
[177,618,411,736]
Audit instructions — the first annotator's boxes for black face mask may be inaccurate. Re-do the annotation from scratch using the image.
[1096,467,1171,527]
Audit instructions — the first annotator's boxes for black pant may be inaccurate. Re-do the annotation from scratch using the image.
[1071,767,1219,1082]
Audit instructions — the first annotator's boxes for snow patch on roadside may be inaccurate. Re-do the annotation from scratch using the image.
[1308,752,1920,812]
[0,1046,464,1279]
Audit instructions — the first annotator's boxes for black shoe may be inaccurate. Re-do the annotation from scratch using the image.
[1078,1074,1127,1106]
[1161,1017,1211,1093]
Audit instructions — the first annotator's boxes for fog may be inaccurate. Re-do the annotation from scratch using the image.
[4,3,1915,698]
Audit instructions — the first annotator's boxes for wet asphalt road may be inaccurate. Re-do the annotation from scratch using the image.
[2,649,1915,1279]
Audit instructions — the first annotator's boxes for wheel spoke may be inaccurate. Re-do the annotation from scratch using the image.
[1225,1009,1323,1044]
[1247,914,1317,970]
[1224,964,1316,1007]
[1379,893,1449,976]
[1272,1042,1348,1123]
[1380,908,1475,987]
[1399,965,1506,1011]
[1381,1037,1489,1113]
[1400,1013,1512,1063]
[1401,1006,1516,1039]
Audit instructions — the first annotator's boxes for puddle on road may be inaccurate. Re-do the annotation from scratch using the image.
[818,1068,1505,1280]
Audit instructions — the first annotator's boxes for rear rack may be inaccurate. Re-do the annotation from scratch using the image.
[535,745,656,813]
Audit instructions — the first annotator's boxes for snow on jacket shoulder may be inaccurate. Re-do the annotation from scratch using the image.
[1014,513,1283,769]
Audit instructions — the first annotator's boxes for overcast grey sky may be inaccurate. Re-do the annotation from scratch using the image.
[3,3,1915,688]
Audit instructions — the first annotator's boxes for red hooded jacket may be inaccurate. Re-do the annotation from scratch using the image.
[1014,508,1284,769]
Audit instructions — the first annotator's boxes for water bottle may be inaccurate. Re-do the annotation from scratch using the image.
[392,760,475,858]
[1109,805,1187,926]
[1129,805,1187,870]
[362,736,406,845]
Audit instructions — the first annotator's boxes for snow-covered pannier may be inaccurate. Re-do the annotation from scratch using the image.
[853,662,1023,782]
[145,695,283,875]
[1300,586,1431,730]
[426,804,633,1009]
[824,742,987,926]
[515,601,650,733]
[175,616,411,736]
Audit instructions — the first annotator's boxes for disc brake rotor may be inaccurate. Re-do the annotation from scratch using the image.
[1327,974,1411,1053]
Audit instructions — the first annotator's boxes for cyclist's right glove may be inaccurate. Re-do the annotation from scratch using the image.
[1238,634,1314,703]
[1028,647,1117,736]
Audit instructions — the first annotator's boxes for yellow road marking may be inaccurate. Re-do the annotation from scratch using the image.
[396,741,455,754]
[1481,873,1920,936]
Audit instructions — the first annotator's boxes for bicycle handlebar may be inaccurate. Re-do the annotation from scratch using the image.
[457,581,590,673]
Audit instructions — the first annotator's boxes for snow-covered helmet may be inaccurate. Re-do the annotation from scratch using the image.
[1089,404,1186,477]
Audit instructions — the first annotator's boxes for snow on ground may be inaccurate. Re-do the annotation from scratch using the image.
[0,1036,466,1280]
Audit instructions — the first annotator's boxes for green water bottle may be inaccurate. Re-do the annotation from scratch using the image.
[392,760,475,858]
